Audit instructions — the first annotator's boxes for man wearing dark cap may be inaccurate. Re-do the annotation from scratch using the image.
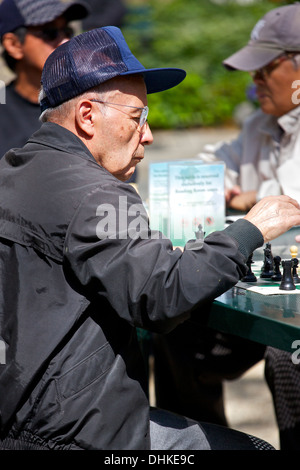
[0,0,89,157]
[0,25,299,451]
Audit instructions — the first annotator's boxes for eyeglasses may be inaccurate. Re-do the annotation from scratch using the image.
[250,52,300,79]
[90,99,149,129]
[26,26,74,43]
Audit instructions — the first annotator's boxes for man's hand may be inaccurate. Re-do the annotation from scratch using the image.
[244,195,300,242]
[227,190,257,211]
[225,185,241,204]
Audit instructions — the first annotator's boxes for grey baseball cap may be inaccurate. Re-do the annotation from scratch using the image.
[0,0,89,38]
[223,3,300,71]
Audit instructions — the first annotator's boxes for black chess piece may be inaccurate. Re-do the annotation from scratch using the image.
[242,253,257,282]
[279,259,296,291]
[292,258,300,284]
[260,242,274,278]
[271,255,282,281]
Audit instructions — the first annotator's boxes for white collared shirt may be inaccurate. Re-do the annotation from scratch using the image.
[197,106,300,204]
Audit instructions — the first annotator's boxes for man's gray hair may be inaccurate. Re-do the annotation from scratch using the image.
[39,82,114,123]
[39,87,71,122]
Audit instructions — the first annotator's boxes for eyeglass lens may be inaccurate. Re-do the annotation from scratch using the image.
[139,107,148,128]
[90,100,148,129]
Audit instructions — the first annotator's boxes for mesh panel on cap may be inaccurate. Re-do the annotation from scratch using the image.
[42,29,128,108]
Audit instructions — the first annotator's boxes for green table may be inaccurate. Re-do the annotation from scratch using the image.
[208,287,300,353]
[207,226,300,353]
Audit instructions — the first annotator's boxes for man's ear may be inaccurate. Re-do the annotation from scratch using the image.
[2,33,24,60]
[75,100,97,138]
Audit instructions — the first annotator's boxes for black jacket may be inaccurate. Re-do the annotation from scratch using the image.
[0,122,263,449]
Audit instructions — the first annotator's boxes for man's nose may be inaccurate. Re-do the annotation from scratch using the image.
[140,122,154,146]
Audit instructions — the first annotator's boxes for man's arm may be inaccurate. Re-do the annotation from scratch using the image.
[65,183,300,333]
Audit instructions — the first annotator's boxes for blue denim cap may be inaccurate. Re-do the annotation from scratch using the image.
[40,26,187,111]
[0,0,89,38]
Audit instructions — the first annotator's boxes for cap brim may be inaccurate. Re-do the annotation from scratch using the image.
[223,44,283,71]
[121,67,186,94]
[25,1,89,26]
[61,2,89,23]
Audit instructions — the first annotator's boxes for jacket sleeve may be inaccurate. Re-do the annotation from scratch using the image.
[64,182,263,333]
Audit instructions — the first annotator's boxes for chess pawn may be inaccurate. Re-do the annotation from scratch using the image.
[242,253,257,282]
[279,259,296,291]
[195,224,205,240]
[290,245,298,259]
[260,242,274,278]
[292,258,300,284]
[186,224,205,250]
[271,255,282,281]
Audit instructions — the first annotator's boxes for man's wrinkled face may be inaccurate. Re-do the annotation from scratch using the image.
[22,16,73,72]
[91,76,153,182]
[252,53,300,117]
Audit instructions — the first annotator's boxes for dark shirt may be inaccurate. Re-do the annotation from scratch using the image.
[0,81,41,158]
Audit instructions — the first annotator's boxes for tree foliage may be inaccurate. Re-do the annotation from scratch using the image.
[123,0,292,128]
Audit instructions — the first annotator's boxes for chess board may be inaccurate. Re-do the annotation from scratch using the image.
[236,261,300,295]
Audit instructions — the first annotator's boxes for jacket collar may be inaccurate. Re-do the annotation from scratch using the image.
[28,121,96,162]
[259,106,300,141]
[277,105,300,135]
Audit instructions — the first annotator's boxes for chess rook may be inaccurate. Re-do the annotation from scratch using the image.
[279,259,296,291]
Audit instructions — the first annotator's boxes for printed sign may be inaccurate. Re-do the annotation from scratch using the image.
[149,161,225,247]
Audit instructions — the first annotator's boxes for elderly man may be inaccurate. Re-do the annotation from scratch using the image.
[0,26,299,451]
[0,0,89,157]
[197,3,300,211]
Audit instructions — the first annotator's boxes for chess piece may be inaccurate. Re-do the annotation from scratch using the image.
[242,253,257,282]
[271,255,282,281]
[186,224,205,250]
[290,245,298,259]
[195,224,205,240]
[260,242,274,278]
[292,258,300,284]
[279,259,296,291]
